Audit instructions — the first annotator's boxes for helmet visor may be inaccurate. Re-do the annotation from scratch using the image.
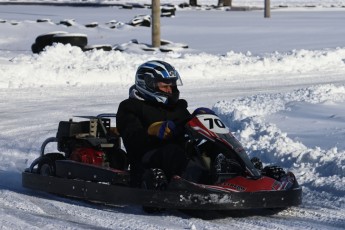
[155,77,182,87]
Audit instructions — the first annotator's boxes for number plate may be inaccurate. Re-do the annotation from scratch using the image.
[196,114,229,134]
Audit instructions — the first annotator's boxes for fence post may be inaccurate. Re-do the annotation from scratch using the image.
[217,0,232,7]
[152,0,160,47]
[264,0,271,18]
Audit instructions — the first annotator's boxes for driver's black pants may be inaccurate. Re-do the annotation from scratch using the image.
[142,144,188,180]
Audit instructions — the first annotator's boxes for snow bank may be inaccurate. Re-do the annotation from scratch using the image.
[2,45,345,89]
[213,84,345,198]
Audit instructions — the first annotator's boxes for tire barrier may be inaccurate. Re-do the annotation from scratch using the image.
[31,32,88,53]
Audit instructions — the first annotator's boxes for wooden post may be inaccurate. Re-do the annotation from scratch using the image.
[218,0,232,7]
[224,0,232,7]
[152,0,160,47]
[264,0,271,18]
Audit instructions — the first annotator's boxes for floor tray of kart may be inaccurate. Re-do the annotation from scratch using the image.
[22,112,302,210]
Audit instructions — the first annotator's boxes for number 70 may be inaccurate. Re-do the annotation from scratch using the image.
[204,118,226,129]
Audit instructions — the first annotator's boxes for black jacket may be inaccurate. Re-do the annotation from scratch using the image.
[116,97,192,167]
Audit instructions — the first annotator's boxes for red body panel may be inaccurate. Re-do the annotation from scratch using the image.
[217,176,282,192]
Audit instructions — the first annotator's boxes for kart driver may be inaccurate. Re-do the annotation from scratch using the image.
[116,60,192,187]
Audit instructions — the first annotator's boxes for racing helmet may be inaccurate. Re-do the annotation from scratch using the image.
[135,60,182,105]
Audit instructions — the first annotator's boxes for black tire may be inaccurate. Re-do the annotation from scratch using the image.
[31,43,43,54]
[37,153,65,176]
[129,15,151,27]
[85,22,98,28]
[122,4,133,9]
[59,20,74,27]
[159,47,173,53]
[38,157,54,176]
[141,20,151,27]
[51,33,88,48]
[159,43,189,53]
[33,31,68,53]
[36,19,51,23]
[160,40,172,46]
[35,31,68,46]
[161,7,176,17]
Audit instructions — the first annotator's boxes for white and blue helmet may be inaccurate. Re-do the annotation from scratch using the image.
[135,60,183,105]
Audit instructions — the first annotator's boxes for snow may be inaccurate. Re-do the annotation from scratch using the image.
[1,1,345,229]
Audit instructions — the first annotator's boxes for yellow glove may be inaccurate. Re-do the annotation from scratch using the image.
[147,120,176,140]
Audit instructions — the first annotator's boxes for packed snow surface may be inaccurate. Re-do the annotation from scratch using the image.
[1,1,345,229]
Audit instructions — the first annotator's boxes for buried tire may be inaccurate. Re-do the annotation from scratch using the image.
[31,43,42,54]
[32,32,88,53]
[82,44,113,52]
[35,31,68,47]
[51,33,88,48]
[32,31,68,53]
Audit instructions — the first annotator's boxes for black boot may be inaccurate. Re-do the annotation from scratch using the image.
[142,168,168,190]
[142,168,167,213]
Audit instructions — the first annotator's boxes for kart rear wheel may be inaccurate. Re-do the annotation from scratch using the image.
[37,156,54,176]
[37,153,65,176]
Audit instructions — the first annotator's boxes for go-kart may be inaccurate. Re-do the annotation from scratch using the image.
[22,110,302,210]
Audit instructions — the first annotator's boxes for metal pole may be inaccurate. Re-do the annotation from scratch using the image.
[152,0,161,47]
[264,0,271,18]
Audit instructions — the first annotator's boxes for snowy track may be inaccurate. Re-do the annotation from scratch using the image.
[1,80,345,229]
[1,187,344,229]
[1,3,345,229]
